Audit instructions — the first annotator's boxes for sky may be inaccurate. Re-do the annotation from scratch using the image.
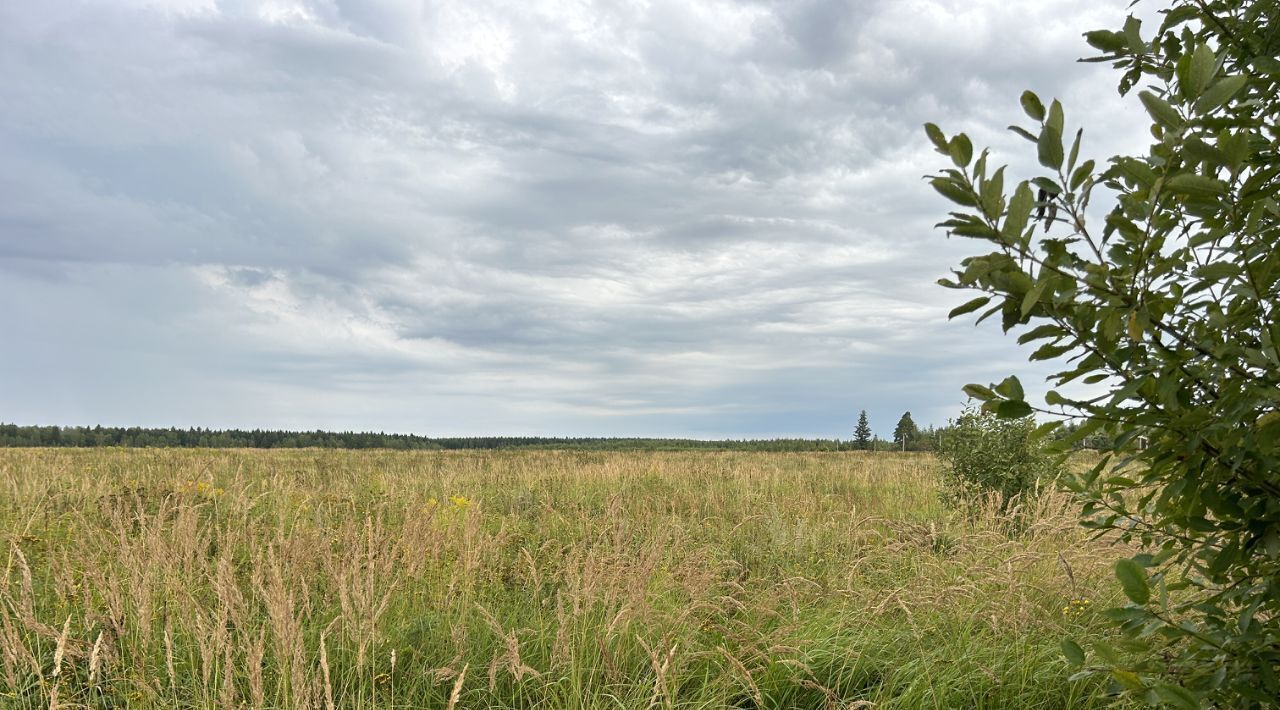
[0,0,1155,438]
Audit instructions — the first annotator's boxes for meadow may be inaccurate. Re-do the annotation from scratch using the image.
[0,448,1130,708]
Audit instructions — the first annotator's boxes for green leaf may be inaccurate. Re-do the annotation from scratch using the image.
[930,177,977,207]
[1166,174,1227,198]
[1159,5,1199,32]
[1046,99,1064,136]
[994,375,1024,401]
[1031,342,1075,360]
[979,166,1006,220]
[1111,669,1146,691]
[1017,324,1063,344]
[1139,90,1183,129]
[924,123,948,152]
[1038,126,1064,170]
[947,221,1000,239]
[1020,90,1045,121]
[1084,29,1127,53]
[1181,43,1217,100]
[1239,595,1264,633]
[1208,539,1239,576]
[1021,278,1050,317]
[1066,128,1083,172]
[1153,683,1201,710]
[1194,75,1247,114]
[1183,137,1226,167]
[1061,639,1086,666]
[1253,56,1280,75]
[1116,559,1150,605]
[1070,159,1095,190]
[949,297,991,319]
[949,134,973,168]
[1218,130,1251,170]
[1002,182,1034,243]
[1008,125,1038,143]
[1121,16,1143,53]
[962,384,997,401]
[994,400,1033,419]
[1092,640,1122,665]
[1194,262,1239,281]
[1031,177,1062,195]
[1111,158,1156,189]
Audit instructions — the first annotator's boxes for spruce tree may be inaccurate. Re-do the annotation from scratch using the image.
[853,410,873,450]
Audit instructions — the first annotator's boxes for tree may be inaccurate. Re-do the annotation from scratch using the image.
[938,404,1062,514]
[892,411,918,451]
[926,0,1279,704]
[854,409,873,450]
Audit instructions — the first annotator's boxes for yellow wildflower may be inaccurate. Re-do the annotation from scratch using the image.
[1063,598,1092,617]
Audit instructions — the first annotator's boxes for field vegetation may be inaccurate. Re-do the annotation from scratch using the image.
[0,448,1132,708]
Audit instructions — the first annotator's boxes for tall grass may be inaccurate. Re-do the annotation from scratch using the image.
[0,448,1127,708]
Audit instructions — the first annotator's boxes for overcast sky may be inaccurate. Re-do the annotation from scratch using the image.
[0,0,1153,438]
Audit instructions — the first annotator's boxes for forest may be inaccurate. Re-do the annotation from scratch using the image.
[0,421,946,452]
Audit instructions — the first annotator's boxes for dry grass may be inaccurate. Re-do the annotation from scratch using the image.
[0,448,1127,708]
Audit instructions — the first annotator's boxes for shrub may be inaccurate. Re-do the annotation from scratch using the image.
[925,0,1280,705]
[938,404,1062,515]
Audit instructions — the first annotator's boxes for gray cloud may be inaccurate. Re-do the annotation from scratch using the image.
[0,0,1151,437]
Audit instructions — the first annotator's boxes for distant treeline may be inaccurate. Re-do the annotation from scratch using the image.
[0,424,895,452]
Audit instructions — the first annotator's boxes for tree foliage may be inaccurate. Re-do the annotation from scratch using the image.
[937,404,1062,514]
[892,411,919,449]
[0,424,858,452]
[927,0,1279,705]
[854,409,874,450]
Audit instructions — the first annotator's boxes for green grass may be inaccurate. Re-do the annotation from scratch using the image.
[0,448,1128,707]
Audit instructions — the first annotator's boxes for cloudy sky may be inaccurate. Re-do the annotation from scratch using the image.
[0,0,1152,438]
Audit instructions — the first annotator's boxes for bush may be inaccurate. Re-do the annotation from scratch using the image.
[938,404,1062,514]
[926,0,1280,704]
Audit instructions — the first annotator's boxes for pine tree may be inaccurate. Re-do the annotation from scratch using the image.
[853,410,872,450]
[892,412,918,451]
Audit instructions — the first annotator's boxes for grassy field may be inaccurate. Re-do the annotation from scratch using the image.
[0,448,1130,708]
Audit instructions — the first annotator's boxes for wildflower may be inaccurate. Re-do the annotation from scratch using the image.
[1063,598,1092,617]
[450,495,471,509]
